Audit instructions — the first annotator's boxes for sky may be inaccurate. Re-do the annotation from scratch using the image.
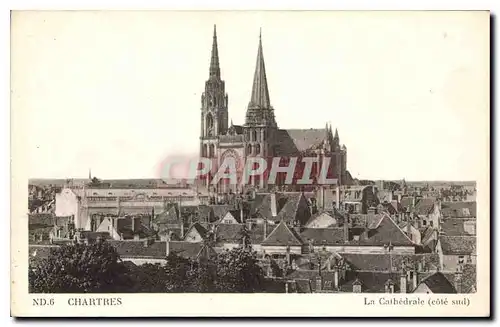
[11,11,489,181]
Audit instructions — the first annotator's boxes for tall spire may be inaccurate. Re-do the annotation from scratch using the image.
[209,24,220,79]
[248,29,271,109]
[334,128,339,139]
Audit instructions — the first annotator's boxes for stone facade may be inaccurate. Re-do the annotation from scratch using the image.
[198,26,349,194]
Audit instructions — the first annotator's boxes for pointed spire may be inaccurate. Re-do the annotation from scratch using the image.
[248,29,271,109]
[230,119,234,126]
[88,168,92,180]
[334,128,339,139]
[209,24,220,79]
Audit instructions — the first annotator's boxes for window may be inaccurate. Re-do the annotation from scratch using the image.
[255,144,261,156]
[458,255,465,264]
[422,220,427,226]
[252,130,258,142]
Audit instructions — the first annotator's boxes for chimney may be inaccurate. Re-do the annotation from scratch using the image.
[333,267,339,290]
[270,192,277,217]
[319,187,325,210]
[315,277,322,292]
[240,202,244,224]
[413,269,418,290]
[400,270,407,293]
[166,233,171,257]
[335,185,340,210]
[343,216,349,242]
[454,267,463,293]
[180,219,185,239]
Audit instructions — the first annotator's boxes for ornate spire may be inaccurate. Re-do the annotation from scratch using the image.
[334,128,339,140]
[248,29,271,109]
[209,24,220,79]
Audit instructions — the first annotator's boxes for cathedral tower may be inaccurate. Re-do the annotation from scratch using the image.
[244,31,278,187]
[200,25,228,159]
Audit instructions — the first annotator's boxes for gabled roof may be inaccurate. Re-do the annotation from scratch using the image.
[299,227,345,246]
[413,198,437,215]
[355,214,414,246]
[261,221,303,246]
[275,128,329,155]
[210,205,234,220]
[339,271,401,293]
[441,201,476,218]
[223,210,242,223]
[183,222,208,241]
[155,204,179,224]
[305,210,337,228]
[109,240,215,260]
[439,236,476,255]
[253,193,287,219]
[417,272,456,293]
[215,223,277,244]
[440,219,475,236]
[276,192,311,225]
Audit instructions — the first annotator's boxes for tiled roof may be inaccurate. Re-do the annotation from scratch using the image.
[341,253,440,272]
[275,128,328,156]
[340,271,401,293]
[155,204,179,224]
[28,214,55,228]
[439,236,476,255]
[400,197,414,212]
[276,192,311,225]
[261,221,303,246]
[214,223,278,245]
[253,193,288,220]
[440,219,475,236]
[418,272,456,293]
[441,202,476,218]
[226,210,242,223]
[461,264,477,293]
[299,227,345,245]
[414,198,437,215]
[109,240,213,260]
[183,222,208,240]
[354,214,414,246]
[210,205,234,220]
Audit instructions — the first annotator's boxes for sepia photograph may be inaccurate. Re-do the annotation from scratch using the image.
[10,10,490,317]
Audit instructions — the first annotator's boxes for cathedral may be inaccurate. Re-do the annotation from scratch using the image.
[198,26,351,194]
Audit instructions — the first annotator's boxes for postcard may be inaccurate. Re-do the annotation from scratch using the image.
[10,10,490,317]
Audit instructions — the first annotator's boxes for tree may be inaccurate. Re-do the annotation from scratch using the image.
[88,177,102,187]
[214,247,265,293]
[29,241,131,293]
[126,253,193,293]
[238,224,251,249]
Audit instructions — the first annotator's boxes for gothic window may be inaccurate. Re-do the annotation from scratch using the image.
[255,144,261,156]
[247,144,252,156]
[209,144,215,158]
[202,144,208,158]
[206,114,214,136]
[252,130,258,142]
[262,130,266,141]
